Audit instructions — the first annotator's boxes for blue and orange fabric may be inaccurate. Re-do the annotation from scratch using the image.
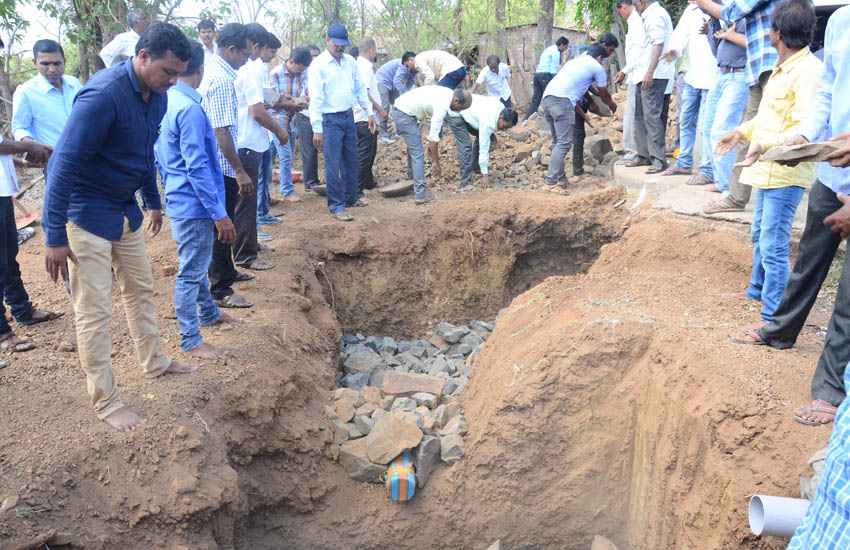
[383,450,417,502]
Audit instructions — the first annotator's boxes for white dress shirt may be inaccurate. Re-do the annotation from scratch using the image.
[639,1,675,81]
[100,30,140,67]
[393,85,454,143]
[414,50,464,85]
[668,3,718,89]
[235,57,271,153]
[0,136,19,197]
[475,63,512,100]
[622,10,647,85]
[354,56,380,123]
[450,94,504,174]
[307,50,372,133]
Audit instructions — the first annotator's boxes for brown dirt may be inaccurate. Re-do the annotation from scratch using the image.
[0,171,836,548]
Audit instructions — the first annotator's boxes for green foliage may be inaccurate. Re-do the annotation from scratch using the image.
[573,0,689,32]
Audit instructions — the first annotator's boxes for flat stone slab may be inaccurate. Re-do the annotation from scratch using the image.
[379,180,414,197]
[381,371,445,397]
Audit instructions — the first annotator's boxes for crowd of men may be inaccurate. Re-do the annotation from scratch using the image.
[3,1,850,542]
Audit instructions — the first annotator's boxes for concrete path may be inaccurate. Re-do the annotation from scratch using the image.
[613,163,809,230]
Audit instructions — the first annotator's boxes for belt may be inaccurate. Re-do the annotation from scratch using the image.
[323,109,353,116]
[720,67,744,73]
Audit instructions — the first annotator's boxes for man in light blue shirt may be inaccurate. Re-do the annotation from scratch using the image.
[526,36,568,120]
[451,94,518,188]
[375,52,417,142]
[12,39,82,147]
[541,43,616,189]
[308,23,376,221]
[155,42,238,361]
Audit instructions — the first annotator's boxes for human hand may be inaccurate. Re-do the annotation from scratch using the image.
[313,132,324,150]
[825,193,850,238]
[45,245,78,282]
[824,132,850,168]
[714,21,737,40]
[368,115,378,134]
[714,129,743,156]
[215,216,237,243]
[661,50,678,63]
[641,72,653,91]
[146,209,162,237]
[24,140,53,164]
[277,127,289,145]
[432,163,442,179]
[699,20,709,34]
[236,170,254,197]
[776,134,810,166]
[614,71,626,84]
[480,174,490,189]
[734,142,763,167]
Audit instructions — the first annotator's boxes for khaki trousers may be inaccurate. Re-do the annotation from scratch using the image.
[68,220,170,420]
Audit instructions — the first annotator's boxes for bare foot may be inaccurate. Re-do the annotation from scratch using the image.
[184,342,226,360]
[212,312,241,325]
[738,320,767,333]
[104,407,146,432]
[286,194,303,203]
[794,399,838,425]
[164,359,197,374]
[723,290,757,301]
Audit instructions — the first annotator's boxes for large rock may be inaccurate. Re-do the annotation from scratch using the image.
[514,143,536,162]
[412,392,438,408]
[440,434,465,464]
[382,371,445,397]
[470,320,493,333]
[505,127,532,141]
[339,438,387,483]
[354,414,375,435]
[390,397,417,412]
[460,331,483,348]
[591,535,620,550]
[359,386,383,404]
[436,322,468,344]
[366,413,424,463]
[487,541,502,550]
[343,346,384,375]
[341,372,370,390]
[414,436,442,488]
[441,415,469,436]
[586,136,613,162]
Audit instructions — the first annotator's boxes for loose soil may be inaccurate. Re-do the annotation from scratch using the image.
[0,176,837,549]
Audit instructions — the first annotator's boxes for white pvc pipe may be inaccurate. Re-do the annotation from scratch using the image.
[749,495,812,538]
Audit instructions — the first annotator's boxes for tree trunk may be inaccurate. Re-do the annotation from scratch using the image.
[535,0,555,58]
[79,42,91,82]
[0,64,13,124]
[495,0,505,25]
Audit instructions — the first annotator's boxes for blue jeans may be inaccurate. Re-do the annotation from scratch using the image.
[274,125,298,196]
[171,217,221,352]
[322,110,359,213]
[437,66,466,89]
[257,146,274,219]
[704,71,749,195]
[746,185,806,323]
[675,83,712,178]
[393,108,427,199]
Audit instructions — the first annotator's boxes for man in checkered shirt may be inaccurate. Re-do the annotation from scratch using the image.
[697,0,778,214]
[199,22,255,309]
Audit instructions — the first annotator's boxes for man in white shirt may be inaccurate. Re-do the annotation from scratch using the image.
[100,9,149,67]
[415,50,467,89]
[0,137,60,352]
[308,24,376,222]
[354,37,388,201]
[450,95,518,188]
[627,0,674,173]
[391,86,472,203]
[233,23,287,269]
[614,0,646,162]
[541,43,617,190]
[472,55,512,107]
[660,2,717,180]
[199,19,216,56]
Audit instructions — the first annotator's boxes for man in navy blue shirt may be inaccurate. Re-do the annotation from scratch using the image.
[155,41,239,361]
[42,23,195,432]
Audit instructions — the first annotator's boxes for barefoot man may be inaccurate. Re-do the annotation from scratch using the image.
[155,41,240,360]
[42,24,196,432]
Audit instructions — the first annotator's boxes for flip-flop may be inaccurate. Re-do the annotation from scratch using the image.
[660,166,691,176]
[686,174,713,186]
[331,212,354,221]
[793,399,838,426]
[258,216,282,225]
[415,196,437,205]
[243,259,274,271]
[615,157,635,166]
[234,271,255,282]
[542,184,568,195]
[215,294,252,308]
[351,198,369,207]
[625,158,650,168]
[704,198,744,214]
[645,165,668,174]
[258,235,274,242]
[0,333,35,352]
[17,309,63,327]
[731,329,765,345]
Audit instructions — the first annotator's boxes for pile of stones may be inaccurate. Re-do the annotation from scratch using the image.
[326,320,493,487]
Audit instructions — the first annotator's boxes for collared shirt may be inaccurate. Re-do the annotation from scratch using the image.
[12,74,83,146]
[722,0,778,87]
[42,60,165,247]
[200,44,217,90]
[543,54,607,105]
[100,30,140,67]
[155,81,226,221]
[393,85,454,143]
[738,47,823,190]
[475,63,511,100]
[199,53,239,178]
[415,50,464,85]
[536,44,562,74]
[235,57,270,153]
[0,137,18,197]
[639,1,675,81]
[622,10,647,84]
[307,50,372,133]
[354,56,380,124]
[375,58,416,94]
[787,364,850,550]
[668,4,717,89]
[708,17,747,69]
[269,62,306,130]
[453,94,503,174]
[798,5,850,195]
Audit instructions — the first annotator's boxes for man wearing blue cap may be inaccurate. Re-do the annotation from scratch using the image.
[308,23,376,221]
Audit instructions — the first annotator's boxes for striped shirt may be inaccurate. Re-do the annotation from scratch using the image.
[199,53,239,178]
[722,0,778,87]
[269,62,305,130]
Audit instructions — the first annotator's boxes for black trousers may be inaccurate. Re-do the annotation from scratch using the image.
[233,148,259,267]
[209,175,238,299]
[501,97,512,109]
[0,196,32,334]
[758,180,850,406]
[527,72,553,120]
[355,120,377,193]
[294,112,318,189]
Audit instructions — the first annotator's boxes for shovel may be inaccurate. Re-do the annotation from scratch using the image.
[13,198,37,230]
